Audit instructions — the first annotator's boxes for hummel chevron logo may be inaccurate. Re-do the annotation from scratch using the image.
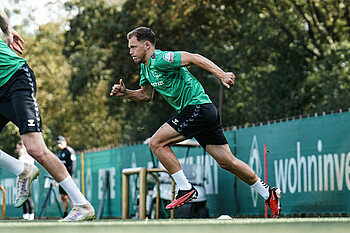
[28,119,35,127]
[172,119,179,125]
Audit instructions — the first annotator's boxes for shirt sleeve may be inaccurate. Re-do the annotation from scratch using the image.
[70,150,76,161]
[155,51,182,71]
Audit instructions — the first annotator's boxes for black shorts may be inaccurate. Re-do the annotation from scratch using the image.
[0,64,42,135]
[167,103,228,149]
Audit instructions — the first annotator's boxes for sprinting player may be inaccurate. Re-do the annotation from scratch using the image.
[0,8,94,221]
[110,26,282,218]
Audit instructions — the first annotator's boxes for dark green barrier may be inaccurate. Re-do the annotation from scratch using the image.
[234,111,350,216]
[1,111,350,218]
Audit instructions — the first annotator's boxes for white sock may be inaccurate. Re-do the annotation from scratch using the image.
[59,176,88,206]
[171,170,192,190]
[0,150,24,175]
[251,178,270,200]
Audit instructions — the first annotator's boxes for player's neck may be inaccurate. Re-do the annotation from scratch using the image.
[143,48,156,66]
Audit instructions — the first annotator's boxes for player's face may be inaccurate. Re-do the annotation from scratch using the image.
[128,36,147,64]
[57,141,67,150]
[16,142,25,151]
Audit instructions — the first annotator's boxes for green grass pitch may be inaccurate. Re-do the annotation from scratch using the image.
[0,218,349,233]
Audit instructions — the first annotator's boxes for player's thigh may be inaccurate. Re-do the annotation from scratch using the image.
[150,123,186,147]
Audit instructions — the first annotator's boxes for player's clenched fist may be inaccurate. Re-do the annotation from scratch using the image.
[110,79,126,96]
[220,72,235,89]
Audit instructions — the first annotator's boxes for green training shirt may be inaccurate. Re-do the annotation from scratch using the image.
[0,38,26,87]
[140,50,212,112]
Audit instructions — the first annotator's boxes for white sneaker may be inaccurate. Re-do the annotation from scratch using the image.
[28,213,35,220]
[23,213,29,220]
[14,163,40,208]
[59,202,95,221]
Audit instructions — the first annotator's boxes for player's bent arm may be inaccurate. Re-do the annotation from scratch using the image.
[124,85,154,102]
[180,51,235,89]
[181,51,226,79]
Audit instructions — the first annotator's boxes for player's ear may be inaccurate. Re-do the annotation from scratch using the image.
[145,41,151,50]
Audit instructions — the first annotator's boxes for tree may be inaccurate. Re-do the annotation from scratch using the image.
[62,0,349,144]
[28,22,122,151]
[0,20,122,154]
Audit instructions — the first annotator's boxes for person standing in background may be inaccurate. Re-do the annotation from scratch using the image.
[56,135,76,218]
[17,141,35,220]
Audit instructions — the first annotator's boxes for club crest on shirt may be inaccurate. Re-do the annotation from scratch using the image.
[151,53,157,59]
[163,52,174,62]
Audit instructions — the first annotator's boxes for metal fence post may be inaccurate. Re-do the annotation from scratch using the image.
[0,185,6,220]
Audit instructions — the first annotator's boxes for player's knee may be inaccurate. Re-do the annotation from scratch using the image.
[217,161,232,171]
[25,145,49,163]
[217,157,236,171]
[149,137,163,152]
[25,144,40,156]
[148,137,160,152]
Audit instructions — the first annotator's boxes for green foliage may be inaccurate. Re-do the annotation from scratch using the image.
[2,0,349,152]
[28,22,122,151]
[0,123,20,156]
[62,0,349,143]
[0,20,121,154]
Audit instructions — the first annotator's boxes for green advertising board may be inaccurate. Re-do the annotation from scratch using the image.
[1,111,350,218]
[234,111,350,216]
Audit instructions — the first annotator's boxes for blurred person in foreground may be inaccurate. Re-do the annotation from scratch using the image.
[0,8,94,221]
[17,141,35,220]
[110,26,282,218]
[56,136,76,218]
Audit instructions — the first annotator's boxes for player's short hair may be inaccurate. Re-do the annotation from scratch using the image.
[127,27,156,46]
